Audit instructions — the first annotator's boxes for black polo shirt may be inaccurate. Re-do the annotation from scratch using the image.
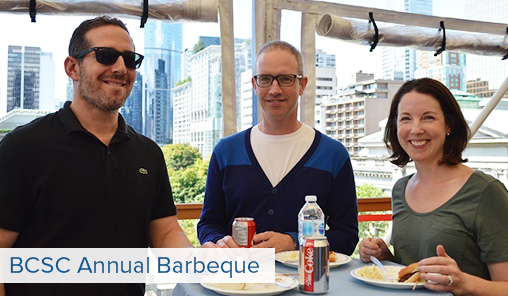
[0,102,176,295]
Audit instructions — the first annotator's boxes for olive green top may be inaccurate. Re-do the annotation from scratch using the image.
[391,170,508,280]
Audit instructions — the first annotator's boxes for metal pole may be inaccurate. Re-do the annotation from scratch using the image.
[469,76,508,139]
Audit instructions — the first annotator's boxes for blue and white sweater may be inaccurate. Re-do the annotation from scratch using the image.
[197,128,358,254]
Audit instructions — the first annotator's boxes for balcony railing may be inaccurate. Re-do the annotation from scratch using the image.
[175,197,392,221]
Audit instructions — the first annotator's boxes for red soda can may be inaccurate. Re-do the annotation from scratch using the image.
[232,217,256,248]
[299,236,329,294]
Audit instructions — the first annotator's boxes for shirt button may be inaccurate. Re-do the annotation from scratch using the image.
[268,209,274,215]
[272,189,277,194]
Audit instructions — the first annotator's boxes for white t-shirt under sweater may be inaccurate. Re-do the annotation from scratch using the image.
[251,123,315,187]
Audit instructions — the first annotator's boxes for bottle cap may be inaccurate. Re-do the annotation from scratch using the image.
[305,195,317,202]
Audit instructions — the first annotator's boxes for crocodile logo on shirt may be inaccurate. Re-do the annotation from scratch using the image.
[139,168,148,175]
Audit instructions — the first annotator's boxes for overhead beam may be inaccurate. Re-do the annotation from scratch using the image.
[278,0,508,35]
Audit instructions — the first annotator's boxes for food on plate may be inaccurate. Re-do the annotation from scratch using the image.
[356,264,384,281]
[211,283,246,290]
[276,250,339,263]
[209,282,284,291]
[329,251,337,262]
[398,263,423,283]
[275,251,299,262]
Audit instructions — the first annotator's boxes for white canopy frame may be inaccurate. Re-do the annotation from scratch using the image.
[254,0,508,138]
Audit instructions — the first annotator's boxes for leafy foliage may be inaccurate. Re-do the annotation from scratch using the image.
[169,158,208,204]
[193,38,205,54]
[175,77,191,87]
[178,219,200,247]
[354,183,391,258]
[162,143,202,171]
[356,183,385,198]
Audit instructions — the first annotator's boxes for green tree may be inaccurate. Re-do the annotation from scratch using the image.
[193,38,205,54]
[175,77,191,87]
[162,143,202,171]
[354,184,391,258]
[168,158,209,204]
[356,183,385,198]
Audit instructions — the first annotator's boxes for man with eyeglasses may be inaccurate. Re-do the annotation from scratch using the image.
[0,16,193,296]
[198,41,358,255]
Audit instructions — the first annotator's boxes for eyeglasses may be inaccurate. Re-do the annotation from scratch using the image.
[253,74,302,87]
[74,47,144,70]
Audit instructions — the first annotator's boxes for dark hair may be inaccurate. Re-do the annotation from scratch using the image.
[384,78,470,167]
[68,16,130,58]
[256,40,304,75]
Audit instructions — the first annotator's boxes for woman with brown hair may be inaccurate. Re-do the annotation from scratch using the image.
[359,78,508,295]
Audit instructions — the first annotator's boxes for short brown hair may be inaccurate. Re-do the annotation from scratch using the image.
[69,16,130,58]
[384,78,470,167]
[255,40,304,75]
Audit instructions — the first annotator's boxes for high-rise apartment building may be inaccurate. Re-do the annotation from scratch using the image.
[121,72,143,133]
[143,20,183,145]
[235,40,252,132]
[194,36,252,132]
[239,70,253,131]
[173,45,222,157]
[465,0,508,95]
[66,78,74,102]
[323,72,404,156]
[315,49,337,132]
[415,51,467,90]
[467,78,495,99]
[382,0,432,81]
[172,80,192,144]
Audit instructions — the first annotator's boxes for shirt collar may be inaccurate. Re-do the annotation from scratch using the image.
[58,101,130,140]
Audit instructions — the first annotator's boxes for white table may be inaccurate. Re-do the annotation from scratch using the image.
[172,258,452,295]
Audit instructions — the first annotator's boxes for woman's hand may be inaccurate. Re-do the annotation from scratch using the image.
[418,245,470,294]
[358,237,393,262]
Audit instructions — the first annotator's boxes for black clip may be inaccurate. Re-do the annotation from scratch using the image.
[140,0,149,28]
[368,12,379,52]
[29,0,36,22]
[434,21,446,56]
[502,27,508,60]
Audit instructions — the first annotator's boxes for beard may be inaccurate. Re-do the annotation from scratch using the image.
[77,67,133,112]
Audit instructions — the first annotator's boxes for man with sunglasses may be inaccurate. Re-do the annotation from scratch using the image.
[198,41,358,255]
[0,16,193,296]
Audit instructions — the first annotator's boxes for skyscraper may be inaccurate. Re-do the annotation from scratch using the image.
[7,46,56,112]
[315,49,337,132]
[121,72,143,133]
[7,46,40,111]
[415,51,467,90]
[186,45,222,157]
[143,20,183,144]
[382,0,432,81]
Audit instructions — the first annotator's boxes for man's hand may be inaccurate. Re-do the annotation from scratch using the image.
[200,242,218,248]
[216,235,240,248]
[251,231,296,253]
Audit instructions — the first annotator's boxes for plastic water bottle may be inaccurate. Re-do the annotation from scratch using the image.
[298,195,325,244]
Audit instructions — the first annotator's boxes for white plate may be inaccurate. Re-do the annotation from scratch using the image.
[274,251,351,268]
[200,275,298,296]
[350,266,425,289]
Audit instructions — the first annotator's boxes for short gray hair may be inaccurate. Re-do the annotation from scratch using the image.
[256,40,304,75]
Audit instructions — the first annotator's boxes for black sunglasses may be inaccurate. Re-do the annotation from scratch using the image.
[74,47,144,69]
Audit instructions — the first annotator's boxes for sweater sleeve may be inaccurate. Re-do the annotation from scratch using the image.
[325,158,359,255]
[196,151,229,244]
